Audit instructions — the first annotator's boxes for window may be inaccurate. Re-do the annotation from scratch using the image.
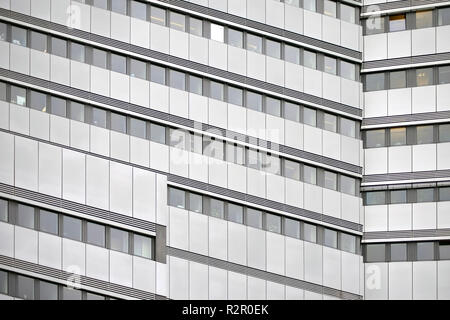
[284,218,300,239]
[87,293,105,300]
[341,118,356,138]
[438,7,450,26]
[169,70,186,90]
[150,65,166,85]
[63,216,82,241]
[439,66,450,84]
[324,56,337,75]
[130,0,147,20]
[134,234,152,259]
[87,222,105,247]
[70,42,85,63]
[303,223,317,243]
[284,45,300,64]
[62,287,82,300]
[341,61,355,81]
[323,113,337,132]
[416,10,433,28]
[439,187,450,201]
[0,199,7,222]
[210,23,224,42]
[341,176,356,195]
[110,113,127,133]
[189,75,203,95]
[17,275,34,300]
[10,85,27,106]
[246,91,263,112]
[39,281,58,300]
[365,73,385,91]
[92,0,107,9]
[390,127,406,146]
[365,16,385,35]
[189,193,203,213]
[365,244,386,262]
[390,70,407,89]
[150,6,166,25]
[11,26,27,47]
[51,38,67,58]
[51,97,67,117]
[416,68,433,86]
[324,171,337,190]
[30,90,47,112]
[111,0,127,14]
[417,242,434,261]
[110,228,129,253]
[91,107,107,128]
[285,0,300,6]
[303,50,316,69]
[416,188,434,202]
[266,97,281,117]
[246,208,263,229]
[365,191,386,205]
[341,233,356,253]
[0,82,5,101]
[210,198,224,219]
[150,123,166,144]
[227,86,243,106]
[0,22,6,41]
[16,204,35,229]
[263,154,281,175]
[389,14,406,32]
[303,107,316,126]
[439,124,450,142]
[30,31,47,52]
[92,48,107,68]
[226,143,245,165]
[284,159,300,180]
[266,39,281,59]
[247,34,263,54]
[303,0,316,12]
[70,102,85,122]
[390,190,407,204]
[340,4,356,24]
[227,204,243,224]
[323,0,336,18]
[203,137,224,160]
[189,17,203,36]
[209,81,224,101]
[130,59,147,79]
[266,213,281,233]
[169,188,185,209]
[366,129,385,148]
[284,102,300,122]
[170,12,185,31]
[416,125,434,144]
[439,242,450,260]
[303,165,317,185]
[111,53,126,74]
[324,229,338,248]
[0,271,6,295]
[247,149,260,170]
[39,210,58,235]
[169,128,186,149]
[228,28,243,48]
[390,243,407,261]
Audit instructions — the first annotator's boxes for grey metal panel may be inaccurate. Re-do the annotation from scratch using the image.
[167,247,363,300]
[363,52,450,70]
[363,170,450,183]
[362,0,450,13]
[363,228,450,241]
[0,255,161,300]
[363,110,450,127]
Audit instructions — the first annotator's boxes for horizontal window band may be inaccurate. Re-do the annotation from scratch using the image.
[0,8,363,117]
[362,111,450,127]
[167,247,362,300]
[0,69,363,175]
[363,229,450,241]
[0,128,363,233]
[0,254,164,300]
[362,52,450,71]
[362,0,450,14]
[363,170,450,184]
[361,180,450,191]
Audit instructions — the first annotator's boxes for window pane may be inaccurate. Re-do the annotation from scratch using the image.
[365,191,386,205]
[150,123,166,144]
[51,97,66,117]
[226,143,245,165]
[341,61,355,80]
[390,127,406,146]
[91,107,107,128]
[130,59,147,79]
[87,222,105,247]
[341,233,356,253]
[92,48,107,68]
[0,271,6,295]
[170,128,187,149]
[341,118,356,138]
[438,7,450,26]
[303,107,316,126]
[209,81,224,101]
[416,68,433,86]
[366,129,385,148]
[111,54,126,74]
[324,229,338,248]
[390,190,407,204]
[63,216,82,241]
[189,193,203,213]
[17,275,34,300]
[16,204,35,229]
[417,242,434,261]
[324,171,337,190]
[323,0,336,18]
[130,118,147,139]
[323,113,337,132]
[365,73,385,91]
[11,26,27,47]
[365,16,385,35]
[189,75,203,95]
[416,125,434,144]
[30,90,47,112]
[86,293,105,300]
[417,188,434,202]
[439,66,450,84]
[284,45,300,64]
[247,34,262,53]
[246,208,263,229]
[303,0,316,12]
[111,0,127,14]
[0,199,7,222]
[340,4,355,23]
[366,244,385,262]
[110,228,129,253]
[246,91,263,112]
[150,65,166,85]
[0,22,6,41]
[285,0,300,6]
[266,97,281,117]
[439,124,450,142]
[247,149,260,170]
[169,188,185,209]
[38,281,58,300]
[284,218,300,239]
[10,85,27,106]
[30,31,47,52]
[284,159,300,180]
[62,287,82,300]
[439,242,450,260]
[170,12,185,31]
[227,203,243,224]
[92,0,107,9]
[390,70,406,89]
[203,137,224,160]
[40,210,58,235]
[130,0,147,20]
[0,82,5,101]
[284,102,300,122]
[189,17,203,36]
[210,23,224,42]
[70,102,84,122]
[70,43,85,64]
[303,223,317,243]
[169,70,186,90]
[150,6,166,25]
[228,28,243,48]
[51,38,67,58]
[341,176,356,195]
[266,39,281,59]
[210,198,224,219]
[266,213,281,233]
[415,10,433,28]
[390,243,407,261]
[227,86,243,106]
[110,113,127,133]
[389,14,406,31]
[134,234,152,259]
[263,154,281,175]
[304,165,316,185]
[303,50,316,69]
[439,187,450,201]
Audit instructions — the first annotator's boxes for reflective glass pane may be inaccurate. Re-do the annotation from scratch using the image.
[30,91,47,112]
[189,193,203,213]
[390,190,407,204]
[150,123,166,144]
[303,107,316,126]
[390,127,406,146]
[341,4,355,23]
[266,97,281,117]
[324,171,337,190]
[110,228,129,253]
[111,54,126,74]
[341,176,356,195]
[416,68,433,86]
[323,0,336,17]
[170,12,185,31]
[266,213,281,233]
[130,59,147,79]
[366,129,385,148]
[417,242,434,261]
[189,17,203,36]
[209,81,224,101]
[303,50,316,69]
[303,223,316,243]
[246,208,263,229]
[17,275,34,300]
[111,0,127,14]
[284,159,300,181]
[365,191,386,205]
[284,102,300,122]
[390,243,407,261]
[227,203,243,224]
[150,65,166,85]
[284,218,300,239]
[341,61,355,80]
[62,216,82,241]
[303,165,316,185]
[324,56,337,74]
[30,31,47,52]
[189,75,203,95]
[341,118,356,138]
[389,14,406,31]
[210,24,224,42]
[169,188,185,209]
[210,198,224,219]
[416,125,434,144]
[92,48,107,68]
[227,86,243,106]
[130,0,147,20]
[341,233,356,253]
[51,37,67,58]
[246,91,263,112]
[70,102,84,122]
[416,10,433,28]
[390,70,406,89]
[169,70,186,90]
[228,28,243,48]
[51,97,66,117]
[91,107,107,128]
[266,39,281,59]
[417,188,434,202]
[11,26,27,47]
[110,113,127,133]
[150,6,166,25]
[134,234,152,259]
[323,113,337,132]
[16,204,35,229]
[39,210,58,235]
[324,228,338,248]
[365,73,385,91]
[39,281,58,300]
[284,44,300,64]
[87,222,105,247]
[247,34,262,53]
[366,244,386,262]
[0,199,7,222]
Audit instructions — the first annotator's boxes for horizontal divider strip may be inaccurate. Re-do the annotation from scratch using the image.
[362,111,450,127]
[362,52,450,71]
[363,228,450,241]
[362,0,450,14]
[363,170,450,184]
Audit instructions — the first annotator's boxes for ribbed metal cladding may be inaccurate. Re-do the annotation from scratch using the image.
[167,247,363,300]
[362,0,450,13]
[362,110,450,127]
[0,255,161,300]
[363,170,450,183]
[363,228,450,240]
[362,52,450,70]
